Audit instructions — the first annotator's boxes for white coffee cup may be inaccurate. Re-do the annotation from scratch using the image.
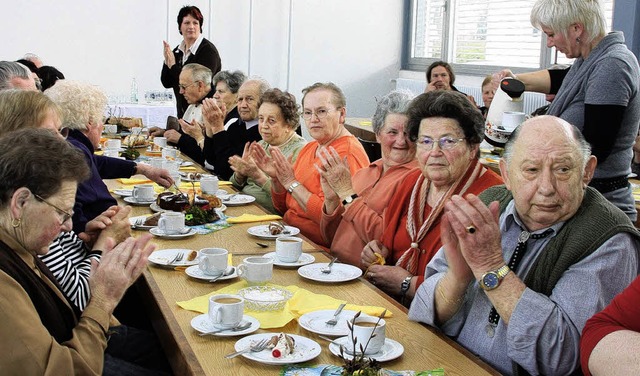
[105,139,121,150]
[149,157,164,169]
[132,184,155,202]
[237,257,273,285]
[153,136,167,148]
[501,111,526,131]
[103,149,120,158]
[208,294,244,329]
[158,212,186,235]
[162,147,179,159]
[162,159,180,174]
[131,127,142,135]
[350,316,386,355]
[200,175,219,194]
[105,124,118,135]
[275,237,303,263]
[199,248,228,276]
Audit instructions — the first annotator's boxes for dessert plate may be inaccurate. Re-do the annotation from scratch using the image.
[184,265,238,282]
[113,189,133,197]
[220,194,256,206]
[149,227,197,239]
[233,333,321,365]
[329,337,404,362]
[148,249,198,267]
[298,263,362,283]
[298,309,362,336]
[129,215,156,230]
[191,314,259,337]
[264,252,315,268]
[247,225,300,239]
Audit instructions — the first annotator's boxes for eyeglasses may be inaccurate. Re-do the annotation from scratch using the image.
[416,136,466,151]
[34,194,73,224]
[178,81,200,90]
[302,108,337,120]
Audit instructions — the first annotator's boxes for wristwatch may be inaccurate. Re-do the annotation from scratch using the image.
[287,181,301,193]
[341,193,359,206]
[479,265,511,291]
[400,276,413,294]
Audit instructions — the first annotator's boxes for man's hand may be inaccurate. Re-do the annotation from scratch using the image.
[135,163,173,188]
[202,98,226,137]
[164,129,181,144]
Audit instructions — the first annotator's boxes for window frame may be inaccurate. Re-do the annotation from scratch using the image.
[402,0,558,75]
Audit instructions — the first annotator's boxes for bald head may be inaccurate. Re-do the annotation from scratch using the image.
[237,78,270,121]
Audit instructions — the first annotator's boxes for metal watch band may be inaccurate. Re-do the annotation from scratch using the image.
[287,181,300,193]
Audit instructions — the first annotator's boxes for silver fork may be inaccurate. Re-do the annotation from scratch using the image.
[278,221,291,235]
[169,252,184,265]
[325,303,346,326]
[132,218,144,229]
[321,257,338,274]
[224,338,269,359]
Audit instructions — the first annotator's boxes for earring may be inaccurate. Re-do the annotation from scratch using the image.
[11,218,21,228]
[576,37,581,43]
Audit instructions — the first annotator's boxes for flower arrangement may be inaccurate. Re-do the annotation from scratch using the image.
[338,310,386,376]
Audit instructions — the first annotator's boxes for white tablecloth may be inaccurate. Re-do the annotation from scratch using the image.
[106,102,176,128]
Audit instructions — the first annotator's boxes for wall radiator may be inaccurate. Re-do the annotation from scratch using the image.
[395,78,548,115]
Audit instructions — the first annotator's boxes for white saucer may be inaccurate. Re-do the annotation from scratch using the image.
[129,215,156,230]
[123,196,156,205]
[113,189,133,197]
[221,194,256,206]
[148,249,199,267]
[233,333,321,365]
[264,252,315,267]
[150,202,227,213]
[329,337,404,362]
[298,309,362,336]
[184,265,238,281]
[247,225,301,239]
[149,227,197,239]
[181,161,194,167]
[298,263,363,283]
[191,314,259,337]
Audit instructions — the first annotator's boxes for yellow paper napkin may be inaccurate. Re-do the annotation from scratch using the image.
[179,166,198,171]
[117,178,153,185]
[219,181,232,186]
[359,120,372,126]
[94,150,104,156]
[177,282,391,329]
[226,213,282,224]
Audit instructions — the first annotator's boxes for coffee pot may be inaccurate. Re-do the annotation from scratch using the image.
[485,78,526,147]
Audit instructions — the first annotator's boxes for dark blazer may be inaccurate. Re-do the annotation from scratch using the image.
[161,37,221,118]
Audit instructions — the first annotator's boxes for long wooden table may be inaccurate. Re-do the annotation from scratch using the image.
[105,168,499,375]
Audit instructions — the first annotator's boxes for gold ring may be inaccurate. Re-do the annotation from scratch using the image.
[466,225,476,234]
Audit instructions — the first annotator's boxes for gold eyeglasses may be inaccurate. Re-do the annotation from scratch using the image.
[34,194,73,224]
[416,136,466,151]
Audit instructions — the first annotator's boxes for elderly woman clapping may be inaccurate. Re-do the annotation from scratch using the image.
[0,128,168,374]
[362,90,503,304]
[252,82,370,248]
[229,88,306,213]
[46,80,173,233]
[317,90,418,266]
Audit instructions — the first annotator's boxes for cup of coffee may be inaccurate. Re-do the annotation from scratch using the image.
[199,248,228,276]
[162,159,180,174]
[158,212,186,235]
[237,257,273,285]
[105,139,121,150]
[132,184,155,202]
[208,294,244,329]
[350,316,386,355]
[105,124,118,135]
[275,237,302,263]
[149,157,164,169]
[103,149,120,158]
[162,147,179,160]
[153,136,167,148]
[501,111,526,132]
[200,175,219,194]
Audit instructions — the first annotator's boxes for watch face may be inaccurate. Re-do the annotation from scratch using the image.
[482,272,500,290]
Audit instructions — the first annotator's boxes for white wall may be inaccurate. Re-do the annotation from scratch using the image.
[2,0,403,117]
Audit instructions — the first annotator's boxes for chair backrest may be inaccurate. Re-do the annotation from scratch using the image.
[357,137,381,162]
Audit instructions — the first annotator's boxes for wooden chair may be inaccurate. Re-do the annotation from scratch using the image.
[357,137,381,162]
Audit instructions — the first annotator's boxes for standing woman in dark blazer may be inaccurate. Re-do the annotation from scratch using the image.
[161,5,222,118]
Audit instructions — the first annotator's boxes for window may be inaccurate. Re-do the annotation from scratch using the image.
[404,0,615,73]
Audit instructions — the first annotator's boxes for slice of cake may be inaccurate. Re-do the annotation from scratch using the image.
[267,333,295,358]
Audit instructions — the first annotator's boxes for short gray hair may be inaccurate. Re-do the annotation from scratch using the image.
[371,90,414,134]
[301,82,347,109]
[0,61,31,90]
[245,76,271,97]
[45,80,107,131]
[503,115,592,169]
[531,0,607,44]
[213,70,246,94]
[183,63,212,90]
